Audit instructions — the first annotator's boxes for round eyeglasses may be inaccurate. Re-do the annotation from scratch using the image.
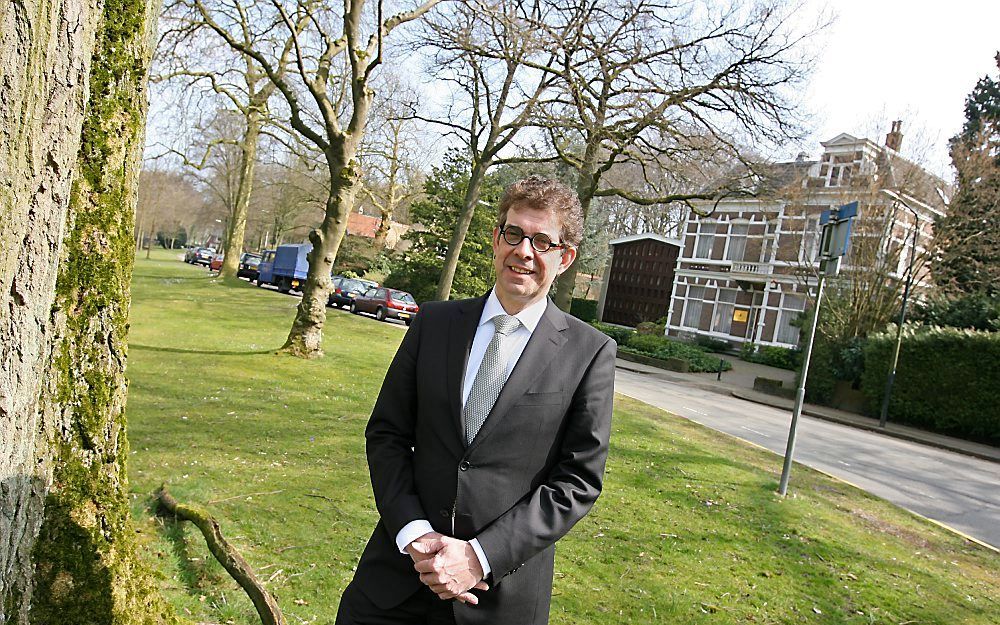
[499,225,570,253]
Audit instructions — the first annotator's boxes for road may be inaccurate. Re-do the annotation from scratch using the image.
[614,368,1000,549]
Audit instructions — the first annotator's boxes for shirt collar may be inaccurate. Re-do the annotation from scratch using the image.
[479,288,547,334]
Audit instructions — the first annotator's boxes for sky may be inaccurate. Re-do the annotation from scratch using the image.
[791,0,1000,178]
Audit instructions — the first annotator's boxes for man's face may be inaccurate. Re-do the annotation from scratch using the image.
[492,202,577,313]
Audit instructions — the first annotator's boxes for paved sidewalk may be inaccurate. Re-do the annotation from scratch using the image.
[615,357,1000,464]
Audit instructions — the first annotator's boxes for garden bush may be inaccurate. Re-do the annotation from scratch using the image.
[570,298,598,322]
[624,334,731,372]
[590,322,635,346]
[740,343,801,371]
[696,336,731,353]
[860,324,1000,444]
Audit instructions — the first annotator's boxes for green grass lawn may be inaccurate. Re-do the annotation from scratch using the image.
[126,250,999,624]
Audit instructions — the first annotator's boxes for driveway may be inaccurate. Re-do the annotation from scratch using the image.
[614,368,1000,549]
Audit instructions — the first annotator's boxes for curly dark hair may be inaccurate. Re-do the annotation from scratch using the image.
[496,176,583,247]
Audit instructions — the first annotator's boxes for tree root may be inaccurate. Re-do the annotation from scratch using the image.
[155,485,286,625]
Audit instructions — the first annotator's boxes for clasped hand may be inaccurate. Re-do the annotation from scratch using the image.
[405,532,488,605]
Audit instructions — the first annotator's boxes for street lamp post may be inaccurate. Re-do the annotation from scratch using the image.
[878,199,921,429]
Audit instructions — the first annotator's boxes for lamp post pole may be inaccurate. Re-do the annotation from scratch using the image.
[879,202,920,428]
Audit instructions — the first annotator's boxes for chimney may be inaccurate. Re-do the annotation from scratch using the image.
[885,120,903,151]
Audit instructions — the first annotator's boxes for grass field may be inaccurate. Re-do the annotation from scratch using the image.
[126,250,999,624]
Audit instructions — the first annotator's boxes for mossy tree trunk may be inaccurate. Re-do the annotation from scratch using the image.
[0,0,172,622]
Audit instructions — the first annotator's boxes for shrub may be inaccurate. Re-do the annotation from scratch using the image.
[624,334,731,373]
[860,325,1000,444]
[741,343,801,371]
[913,293,1000,331]
[590,322,635,346]
[635,321,664,336]
[570,298,598,322]
[696,336,731,353]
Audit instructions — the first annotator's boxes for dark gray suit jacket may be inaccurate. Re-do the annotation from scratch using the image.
[351,293,616,625]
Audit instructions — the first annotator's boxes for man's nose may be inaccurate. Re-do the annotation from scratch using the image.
[513,236,535,257]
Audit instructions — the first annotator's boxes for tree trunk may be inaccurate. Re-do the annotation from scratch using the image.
[280,149,360,358]
[553,170,597,311]
[373,209,392,250]
[220,105,264,281]
[0,0,172,622]
[145,219,156,259]
[435,160,491,301]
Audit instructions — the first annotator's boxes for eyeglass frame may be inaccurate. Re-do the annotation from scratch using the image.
[497,224,572,253]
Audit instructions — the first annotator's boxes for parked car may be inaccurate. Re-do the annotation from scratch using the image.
[186,246,215,266]
[351,287,419,325]
[256,244,310,293]
[209,252,224,272]
[357,278,379,291]
[237,252,263,280]
[328,277,367,308]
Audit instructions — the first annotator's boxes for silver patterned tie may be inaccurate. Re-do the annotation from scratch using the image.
[463,314,522,445]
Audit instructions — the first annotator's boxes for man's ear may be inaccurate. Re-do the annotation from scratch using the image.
[556,246,577,275]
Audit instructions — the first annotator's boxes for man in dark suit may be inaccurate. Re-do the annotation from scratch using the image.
[336,176,617,625]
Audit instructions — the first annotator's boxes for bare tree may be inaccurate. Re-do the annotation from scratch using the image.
[1,0,170,620]
[190,0,441,357]
[524,0,821,309]
[416,0,566,301]
[137,167,207,253]
[359,78,427,249]
[155,2,305,279]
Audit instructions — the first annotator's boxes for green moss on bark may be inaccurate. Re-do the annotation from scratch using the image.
[27,0,176,622]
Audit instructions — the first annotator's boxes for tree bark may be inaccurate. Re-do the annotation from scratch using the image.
[280,146,361,358]
[219,100,266,282]
[553,165,597,311]
[0,0,171,621]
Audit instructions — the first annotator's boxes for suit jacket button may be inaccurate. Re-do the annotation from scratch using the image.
[439,509,450,518]
[459,461,471,471]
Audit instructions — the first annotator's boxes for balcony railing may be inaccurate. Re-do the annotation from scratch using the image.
[730,261,773,276]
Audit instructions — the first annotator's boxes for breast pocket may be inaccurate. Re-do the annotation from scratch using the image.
[514,390,564,406]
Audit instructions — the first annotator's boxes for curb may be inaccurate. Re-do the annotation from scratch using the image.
[730,390,1000,465]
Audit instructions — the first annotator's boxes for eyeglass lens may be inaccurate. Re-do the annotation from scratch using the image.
[503,226,553,252]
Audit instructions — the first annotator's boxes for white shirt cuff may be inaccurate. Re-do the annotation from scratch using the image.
[469,538,492,577]
[395,519,435,553]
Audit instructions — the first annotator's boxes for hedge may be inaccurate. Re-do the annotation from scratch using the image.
[590,322,635,346]
[623,334,732,373]
[860,325,1000,444]
[740,343,802,371]
[570,298,598,322]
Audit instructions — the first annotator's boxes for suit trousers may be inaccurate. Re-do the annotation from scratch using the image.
[336,581,457,625]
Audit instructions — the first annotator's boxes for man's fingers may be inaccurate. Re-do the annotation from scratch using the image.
[473,581,489,591]
[409,538,444,554]
[413,558,437,574]
[455,592,479,605]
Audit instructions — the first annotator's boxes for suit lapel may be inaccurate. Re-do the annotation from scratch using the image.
[447,295,488,442]
[468,298,568,452]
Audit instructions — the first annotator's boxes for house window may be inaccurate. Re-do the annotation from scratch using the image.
[776,294,806,345]
[695,223,715,259]
[726,224,748,262]
[712,289,737,335]
[800,216,820,263]
[683,286,705,328]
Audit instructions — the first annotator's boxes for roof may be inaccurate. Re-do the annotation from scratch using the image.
[609,233,683,247]
[347,212,382,237]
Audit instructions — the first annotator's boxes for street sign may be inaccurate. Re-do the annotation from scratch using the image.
[818,201,857,260]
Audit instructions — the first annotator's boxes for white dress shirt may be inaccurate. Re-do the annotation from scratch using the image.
[394,289,549,577]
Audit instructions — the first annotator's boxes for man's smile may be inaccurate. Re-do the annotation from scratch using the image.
[508,265,533,275]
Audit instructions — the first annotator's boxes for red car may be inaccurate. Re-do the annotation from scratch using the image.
[209,252,224,272]
[351,287,419,325]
